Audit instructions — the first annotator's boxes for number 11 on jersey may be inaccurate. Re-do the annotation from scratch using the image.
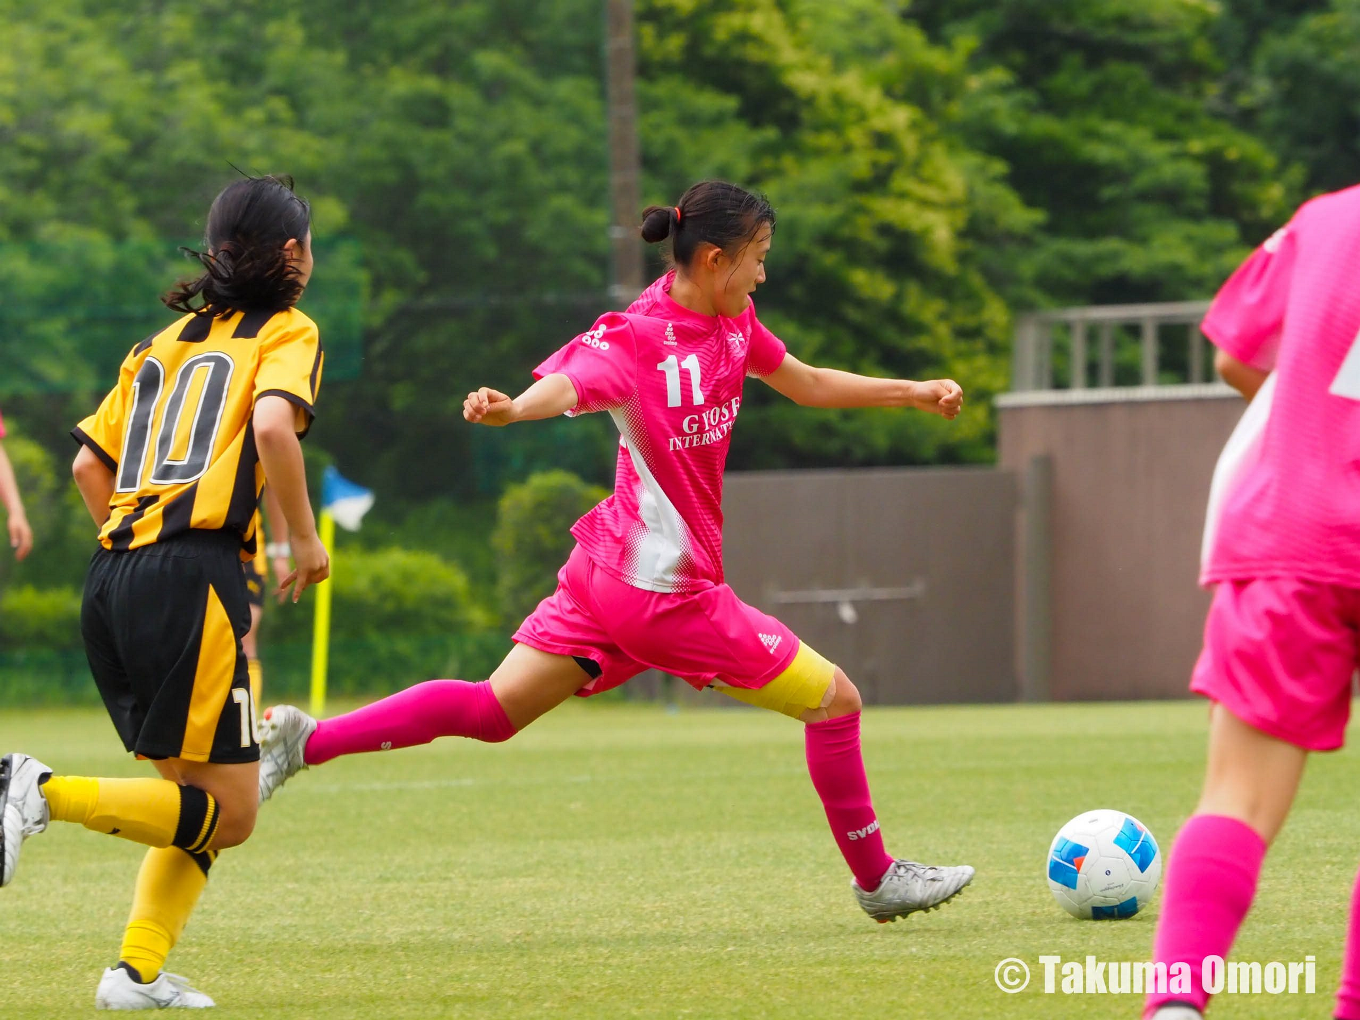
[658,354,704,408]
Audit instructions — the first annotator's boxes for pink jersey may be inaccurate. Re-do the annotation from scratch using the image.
[1201,185,1360,587]
[533,271,787,593]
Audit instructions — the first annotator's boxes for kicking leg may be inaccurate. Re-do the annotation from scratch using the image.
[258,644,590,799]
[717,644,973,921]
[1145,704,1306,1019]
[797,668,894,891]
[3,752,256,887]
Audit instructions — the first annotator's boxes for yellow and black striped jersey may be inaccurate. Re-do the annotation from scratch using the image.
[72,307,322,558]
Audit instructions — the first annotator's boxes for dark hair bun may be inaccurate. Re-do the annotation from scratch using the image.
[637,183,775,269]
[640,205,674,244]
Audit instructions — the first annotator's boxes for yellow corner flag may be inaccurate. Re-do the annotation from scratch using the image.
[310,467,375,717]
[309,509,336,717]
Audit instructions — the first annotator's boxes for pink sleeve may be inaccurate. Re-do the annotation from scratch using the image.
[533,313,638,414]
[746,314,787,378]
[0,408,6,439]
[1201,223,1297,372]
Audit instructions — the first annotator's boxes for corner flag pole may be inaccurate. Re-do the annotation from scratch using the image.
[310,466,374,718]
[310,508,336,717]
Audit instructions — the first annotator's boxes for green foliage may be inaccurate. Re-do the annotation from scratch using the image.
[638,0,1015,466]
[2,0,1346,479]
[260,544,499,695]
[1,0,1356,672]
[1252,0,1360,195]
[0,584,82,650]
[332,546,492,638]
[0,428,98,594]
[912,0,1298,309]
[492,470,609,626]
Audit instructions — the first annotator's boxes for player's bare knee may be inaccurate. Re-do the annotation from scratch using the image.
[210,799,259,849]
[825,668,861,718]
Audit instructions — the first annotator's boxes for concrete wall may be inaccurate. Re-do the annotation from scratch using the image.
[718,467,1018,705]
[997,389,1245,700]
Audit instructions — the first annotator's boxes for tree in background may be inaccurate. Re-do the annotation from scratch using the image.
[3,0,1358,689]
[492,470,610,626]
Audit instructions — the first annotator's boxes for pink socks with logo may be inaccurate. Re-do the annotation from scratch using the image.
[1144,814,1267,1018]
[303,679,516,766]
[804,712,894,891]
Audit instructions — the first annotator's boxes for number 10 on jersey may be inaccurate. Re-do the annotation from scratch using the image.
[658,354,704,407]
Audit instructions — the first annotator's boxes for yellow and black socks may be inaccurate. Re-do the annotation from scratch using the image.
[41,776,219,853]
[118,846,216,983]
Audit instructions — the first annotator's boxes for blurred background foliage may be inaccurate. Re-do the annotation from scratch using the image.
[4,0,1359,694]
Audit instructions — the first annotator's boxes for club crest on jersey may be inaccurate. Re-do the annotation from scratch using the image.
[727,330,746,352]
[664,323,678,346]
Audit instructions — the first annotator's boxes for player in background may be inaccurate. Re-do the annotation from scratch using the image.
[0,175,329,1010]
[261,180,974,923]
[0,407,34,561]
[1144,187,1360,1020]
[242,487,293,731]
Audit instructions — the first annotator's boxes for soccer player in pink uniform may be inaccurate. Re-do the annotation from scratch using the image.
[260,180,972,922]
[1145,187,1360,1020]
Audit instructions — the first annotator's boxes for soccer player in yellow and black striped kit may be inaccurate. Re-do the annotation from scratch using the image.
[0,174,330,1010]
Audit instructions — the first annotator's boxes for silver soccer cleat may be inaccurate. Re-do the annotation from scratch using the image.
[852,859,974,922]
[257,705,317,803]
[0,753,51,887]
[96,966,215,1009]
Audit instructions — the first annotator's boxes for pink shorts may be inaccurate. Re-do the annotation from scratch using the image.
[513,545,800,696]
[1191,578,1360,751]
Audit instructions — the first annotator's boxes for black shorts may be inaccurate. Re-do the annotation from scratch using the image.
[82,530,259,764]
[242,559,265,609]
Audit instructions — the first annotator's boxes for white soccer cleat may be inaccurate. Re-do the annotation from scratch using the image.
[0,753,52,887]
[852,859,974,922]
[257,705,316,803]
[1150,1006,1202,1020]
[95,967,215,1009]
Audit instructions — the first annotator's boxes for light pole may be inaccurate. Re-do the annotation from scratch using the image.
[605,0,643,307]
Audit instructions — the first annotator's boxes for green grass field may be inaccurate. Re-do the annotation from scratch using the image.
[0,699,1354,1019]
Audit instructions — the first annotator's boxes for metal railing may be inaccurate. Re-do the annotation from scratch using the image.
[1011,301,1214,393]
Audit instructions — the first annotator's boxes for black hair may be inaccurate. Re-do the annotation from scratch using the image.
[164,174,312,317]
[640,181,775,270]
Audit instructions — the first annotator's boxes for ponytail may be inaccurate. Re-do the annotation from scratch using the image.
[164,174,312,317]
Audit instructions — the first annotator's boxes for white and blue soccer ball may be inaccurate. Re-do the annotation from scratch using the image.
[1046,809,1162,920]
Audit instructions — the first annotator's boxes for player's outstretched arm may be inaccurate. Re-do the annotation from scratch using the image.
[762,353,963,420]
[462,373,579,427]
[71,445,114,532]
[254,395,329,603]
